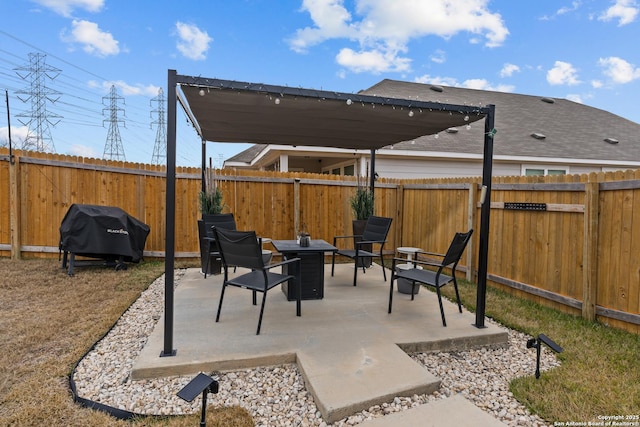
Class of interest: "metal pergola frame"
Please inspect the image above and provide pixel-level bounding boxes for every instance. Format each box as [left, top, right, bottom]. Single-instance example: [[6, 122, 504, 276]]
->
[[162, 69, 495, 356]]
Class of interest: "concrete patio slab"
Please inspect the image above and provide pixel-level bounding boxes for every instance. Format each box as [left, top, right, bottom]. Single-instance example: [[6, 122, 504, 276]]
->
[[132, 263, 508, 423], [358, 394, 508, 427]]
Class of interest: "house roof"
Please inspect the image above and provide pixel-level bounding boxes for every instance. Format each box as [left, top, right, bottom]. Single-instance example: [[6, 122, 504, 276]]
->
[[228, 79, 640, 165], [362, 79, 640, 162], [177, 76, 490, 151]]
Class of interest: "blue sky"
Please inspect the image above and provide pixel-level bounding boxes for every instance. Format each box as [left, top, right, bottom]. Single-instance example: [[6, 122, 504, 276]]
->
[[1, 0, 639, 166]]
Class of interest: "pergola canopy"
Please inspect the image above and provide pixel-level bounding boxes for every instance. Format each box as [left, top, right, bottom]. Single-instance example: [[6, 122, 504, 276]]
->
[[178, 76, 489, 150]]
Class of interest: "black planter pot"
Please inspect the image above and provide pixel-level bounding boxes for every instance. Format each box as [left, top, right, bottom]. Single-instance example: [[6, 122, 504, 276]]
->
[[197, 219, 221, 275], [352, 219, 372, 268]]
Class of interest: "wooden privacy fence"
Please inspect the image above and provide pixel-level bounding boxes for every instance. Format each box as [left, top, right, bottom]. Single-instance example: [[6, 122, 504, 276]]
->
[[1, 148, 639, 333]]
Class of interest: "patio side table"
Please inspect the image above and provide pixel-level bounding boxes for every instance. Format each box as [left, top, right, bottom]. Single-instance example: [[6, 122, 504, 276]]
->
[[396, 247, 423, 294]]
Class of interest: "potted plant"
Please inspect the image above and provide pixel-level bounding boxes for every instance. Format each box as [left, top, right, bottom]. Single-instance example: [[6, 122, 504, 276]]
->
[[199, 187, 224, 215], [350, 184, 374, 267]]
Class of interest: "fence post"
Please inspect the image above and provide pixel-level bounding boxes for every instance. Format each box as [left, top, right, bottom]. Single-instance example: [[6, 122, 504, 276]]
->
[[9, 155, 21, 260], [396, 184, 404, 246], [294, 178, 301, 237], [583, 178, 599, 321]]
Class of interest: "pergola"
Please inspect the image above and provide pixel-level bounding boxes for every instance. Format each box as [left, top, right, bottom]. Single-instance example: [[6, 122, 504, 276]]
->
[[162, 69, 495, 356]]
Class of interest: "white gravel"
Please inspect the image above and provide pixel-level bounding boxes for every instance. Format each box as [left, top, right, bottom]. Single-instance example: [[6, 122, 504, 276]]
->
[[73, 270, 559, 426]]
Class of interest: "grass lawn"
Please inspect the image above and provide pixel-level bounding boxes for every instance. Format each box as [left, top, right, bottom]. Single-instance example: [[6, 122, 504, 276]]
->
[[1, 257, 638, 425], [438, 278, 640, 423], [0, 257, 253, 427]]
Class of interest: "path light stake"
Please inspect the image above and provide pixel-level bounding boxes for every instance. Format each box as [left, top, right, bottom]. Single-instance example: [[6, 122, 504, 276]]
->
[[526, 334, 563, 379], [177, 373, 219, 427]]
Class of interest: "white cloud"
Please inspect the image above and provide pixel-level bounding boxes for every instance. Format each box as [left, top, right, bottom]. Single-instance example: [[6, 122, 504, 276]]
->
[[547, 61, 581, 85], [413, 75, 514, 92], [540, 1, 581, 20], [336, 46, 411, 73], [62, 20, 120, 57], [591, 80, 604, 88], [599, 0, 639, 26], [68, 143, 98, 158], [430, 49, 446, 64], [414, 74, 459, 86], [461, 78, 515, 92], [175, 22, 212, 61], [0, 126, 29, 146], [598, 56, 640, 83], [88, 80, 160, 96], [500, 63, 520, 77], [31, 0, 104, 17], [289, 0, 509, 74], [566, 94, 584, 103]]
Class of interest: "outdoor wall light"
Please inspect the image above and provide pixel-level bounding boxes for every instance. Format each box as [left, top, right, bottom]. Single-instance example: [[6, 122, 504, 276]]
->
[[177, 372, 219, 427], [526, 333, 563, 379], [346, 98, 352, 105], [199, 88, 205, 96], [408, 110, 414, 117], [274, 97, 281, 105]]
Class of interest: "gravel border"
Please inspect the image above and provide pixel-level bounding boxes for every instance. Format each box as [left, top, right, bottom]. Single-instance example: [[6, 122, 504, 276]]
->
[[73, 270, 558, 426]]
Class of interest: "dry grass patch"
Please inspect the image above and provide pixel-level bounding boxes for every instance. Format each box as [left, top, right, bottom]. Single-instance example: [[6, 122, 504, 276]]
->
[[0, 257, 253, 426]]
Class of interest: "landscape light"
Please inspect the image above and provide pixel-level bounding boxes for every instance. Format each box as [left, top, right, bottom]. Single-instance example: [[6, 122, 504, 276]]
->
[[526, 333, 563, 379], [177, 373, 219, 427]]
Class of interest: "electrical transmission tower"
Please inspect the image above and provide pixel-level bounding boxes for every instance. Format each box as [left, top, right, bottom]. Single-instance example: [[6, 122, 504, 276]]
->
[[102, 85, 126, 161], [150, 87, 166, 164], [14, 52, 62, 153]]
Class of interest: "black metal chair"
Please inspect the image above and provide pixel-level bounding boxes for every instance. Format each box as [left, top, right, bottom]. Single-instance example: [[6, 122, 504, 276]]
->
[[331, 216, 393, 287], [213, 227, 301, 335], [202, 213, 237, 278], [388, 229, 473, 327]]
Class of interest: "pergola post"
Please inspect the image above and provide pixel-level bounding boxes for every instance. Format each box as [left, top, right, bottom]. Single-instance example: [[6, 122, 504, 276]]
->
[[161, 69, 177, 357], [474, 104, 495, 328]]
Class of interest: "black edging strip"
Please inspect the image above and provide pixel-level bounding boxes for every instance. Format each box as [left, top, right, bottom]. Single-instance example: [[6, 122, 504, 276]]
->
[[68, 295, 163, 422]]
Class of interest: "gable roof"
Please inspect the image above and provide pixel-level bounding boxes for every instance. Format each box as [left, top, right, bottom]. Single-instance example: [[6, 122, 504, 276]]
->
[[362, 79, 640, 162]]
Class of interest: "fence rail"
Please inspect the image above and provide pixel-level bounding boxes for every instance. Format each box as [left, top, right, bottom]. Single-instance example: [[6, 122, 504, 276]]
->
[[1, 148, 638, 334]]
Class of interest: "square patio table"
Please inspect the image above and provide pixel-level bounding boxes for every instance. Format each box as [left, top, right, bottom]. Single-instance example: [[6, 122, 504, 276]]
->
[[271, 239, 337, 300]]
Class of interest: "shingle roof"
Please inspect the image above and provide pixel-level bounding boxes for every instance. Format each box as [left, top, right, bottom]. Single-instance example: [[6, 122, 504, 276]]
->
[[362, 79, 640, 162], [226, 144, 268, 163]]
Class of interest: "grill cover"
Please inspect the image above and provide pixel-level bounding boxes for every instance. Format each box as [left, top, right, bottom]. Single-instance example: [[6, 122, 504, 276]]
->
[[59, 204, 150, 262]]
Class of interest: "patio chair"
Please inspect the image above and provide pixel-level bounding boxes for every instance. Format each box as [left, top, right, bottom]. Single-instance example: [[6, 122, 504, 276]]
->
[[202, 213, 236, 278], [388, 229, 473, 327], [331, 216, 393, 287], [213, 227, 301, 335]]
